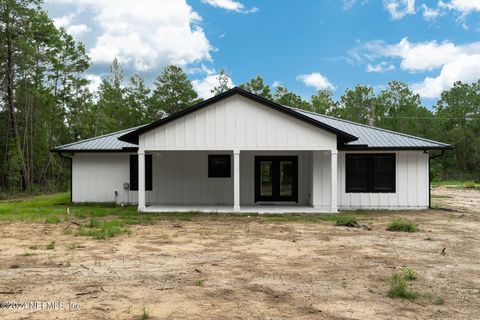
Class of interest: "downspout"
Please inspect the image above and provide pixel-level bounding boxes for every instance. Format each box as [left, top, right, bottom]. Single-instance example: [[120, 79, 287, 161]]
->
[[428, 150, 446, 209], [58, 152, 73, 203]]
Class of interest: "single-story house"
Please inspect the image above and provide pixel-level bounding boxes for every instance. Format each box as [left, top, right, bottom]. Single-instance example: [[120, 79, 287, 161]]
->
[[52, 87, 451, 213]]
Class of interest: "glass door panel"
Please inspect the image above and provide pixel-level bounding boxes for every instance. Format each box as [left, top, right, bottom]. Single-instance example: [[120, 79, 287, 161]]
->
[[260, 161, 273, 197], [280, 161, 293, 196]]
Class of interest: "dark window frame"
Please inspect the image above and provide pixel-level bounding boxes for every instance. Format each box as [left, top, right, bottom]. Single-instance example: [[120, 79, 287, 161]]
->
[[208, 154, 231, 178], [345, 153, 396, 193], [254, 156, 298, 202], [129, 154, 153, 191]]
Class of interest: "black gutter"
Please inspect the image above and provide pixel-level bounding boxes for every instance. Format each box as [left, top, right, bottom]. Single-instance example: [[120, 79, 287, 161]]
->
[[428, 149, 446, 209], [58, 152, 73, 203]]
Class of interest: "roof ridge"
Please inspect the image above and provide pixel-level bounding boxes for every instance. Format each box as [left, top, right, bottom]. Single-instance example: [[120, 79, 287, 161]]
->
[[53, 125, 144, 149], [286, 106, 450, 147]]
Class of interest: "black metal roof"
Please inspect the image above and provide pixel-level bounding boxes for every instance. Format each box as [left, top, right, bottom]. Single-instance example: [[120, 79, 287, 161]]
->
[[52, 88, 452, 152]]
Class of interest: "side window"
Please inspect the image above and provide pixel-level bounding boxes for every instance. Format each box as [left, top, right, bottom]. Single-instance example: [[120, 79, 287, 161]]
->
[[129, 154, 152, 191], [346, 154, 395, 193], [208, 155, 231, 178]]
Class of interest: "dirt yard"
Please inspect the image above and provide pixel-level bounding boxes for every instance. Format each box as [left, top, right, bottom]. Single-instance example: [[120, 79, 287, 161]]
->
[[0, 188, 479, 319]]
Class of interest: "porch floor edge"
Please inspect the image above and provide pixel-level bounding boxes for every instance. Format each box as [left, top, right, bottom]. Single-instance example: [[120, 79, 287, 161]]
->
[[143, 205, 331, 214]]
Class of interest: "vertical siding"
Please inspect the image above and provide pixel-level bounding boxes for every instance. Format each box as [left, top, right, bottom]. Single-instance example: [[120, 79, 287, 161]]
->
[[140, 95, 336, 150], [72, 153, 152, 204], [337, 151, 429, 209]]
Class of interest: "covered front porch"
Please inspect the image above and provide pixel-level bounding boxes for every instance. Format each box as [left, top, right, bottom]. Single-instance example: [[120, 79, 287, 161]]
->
[[137, 150, 338, 213]]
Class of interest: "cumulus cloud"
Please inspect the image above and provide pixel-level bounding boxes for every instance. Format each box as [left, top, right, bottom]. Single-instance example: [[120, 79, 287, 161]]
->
[[202, 0, 258, 13], [366, 61, 395, 73], [53, 12, 90, 37], [50, 0, 213, 72], [422, 4, 442, 20], [352, 37, 480, 98], [383, 0, 415, 19], [296, 72, 335, 91], [85, 74, 102, 93], [438, 0, 480, 15], [192, 73, 234, 99]]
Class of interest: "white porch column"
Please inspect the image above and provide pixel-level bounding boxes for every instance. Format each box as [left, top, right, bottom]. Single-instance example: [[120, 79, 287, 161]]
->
[[138, 151, 146, 212], [330, 150, 338, 213], [311, 151, 322, 209], [233, 150, 240, 212]]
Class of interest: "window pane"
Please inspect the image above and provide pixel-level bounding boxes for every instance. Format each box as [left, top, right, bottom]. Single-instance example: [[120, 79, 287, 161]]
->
[[261, 161, 273, 196], [208, 155, 231, 178], [346, 155, 368, 192], [373, 155, 395, 192], [280, 161, 293, 196]]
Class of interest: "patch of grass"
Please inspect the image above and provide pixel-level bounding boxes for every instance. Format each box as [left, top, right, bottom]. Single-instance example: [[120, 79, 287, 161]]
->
[[66, 243, 78, 250], [401, 267, 417, 281], [432, 297, 445, 305], [335, 215, 358, 226], [387, 273, 418, 300], [76, 219, 128, 240], [424, 236, 434, 241], [46, 241, 55, 250], [141, 306, 150, 320], [28, 245, 38, 250], [387, 219, 418, 232], [464, 180, 476, 189], [430, 194, 452, 199], [22, 251, 35, 256], [44, 216, 62, 224], [194, 279, 205, 287]]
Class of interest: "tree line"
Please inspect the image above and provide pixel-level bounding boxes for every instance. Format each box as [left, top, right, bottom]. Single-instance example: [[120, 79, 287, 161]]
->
[[1, 0, 478, 194]]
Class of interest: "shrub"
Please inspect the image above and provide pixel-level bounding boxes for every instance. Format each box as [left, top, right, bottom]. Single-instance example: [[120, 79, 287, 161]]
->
[[387, 219, 418, 232], [401, 267, 417, 281], [335, 216, 358, 227], [464, 180, 476, 189], [141, 306, 150, 320], [387, 273, 418, 300]]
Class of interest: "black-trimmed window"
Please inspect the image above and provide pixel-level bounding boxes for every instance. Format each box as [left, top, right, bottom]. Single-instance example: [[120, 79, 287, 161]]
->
[[208, 154, 231, 178], [129, 154, 152, 191], [346, 154, 395, 193]]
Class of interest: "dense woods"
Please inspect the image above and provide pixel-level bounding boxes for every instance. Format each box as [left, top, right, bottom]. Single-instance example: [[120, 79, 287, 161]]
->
[[1, 0, 479, 195]]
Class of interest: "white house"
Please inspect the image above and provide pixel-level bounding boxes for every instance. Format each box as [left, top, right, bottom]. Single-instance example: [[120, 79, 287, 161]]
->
[[52, 87, 451, 213]]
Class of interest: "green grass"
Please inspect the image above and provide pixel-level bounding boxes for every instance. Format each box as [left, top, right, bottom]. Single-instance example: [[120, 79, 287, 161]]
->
[[194, 279, 205, 287], [335, 215, 358, 226], [141, 306, 150, 320], [430, 194, 452, 199], [387, 219, 418, 232], [46, 241, 55, 250], [432, 297, 445, 305], [431, 180, 479, 189], [76, 219, 129, 240], [401, 267, 417, 281], [44, 216, 62, 224], [387, 273, 418, 300]]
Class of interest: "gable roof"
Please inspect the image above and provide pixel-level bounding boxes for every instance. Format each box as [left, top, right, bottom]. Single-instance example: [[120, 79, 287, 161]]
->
[[51, 126, 141, 153], [52, 88, 452, 152], [287, 107, 452, 150], [118, 87, 358, 145]]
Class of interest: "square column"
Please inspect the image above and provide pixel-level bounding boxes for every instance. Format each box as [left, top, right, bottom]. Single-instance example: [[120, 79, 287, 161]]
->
[[311, 151, 322, 208], [233, 150, 240, 212], [330, 150, 338, 213], [138, 151, 146, 212]]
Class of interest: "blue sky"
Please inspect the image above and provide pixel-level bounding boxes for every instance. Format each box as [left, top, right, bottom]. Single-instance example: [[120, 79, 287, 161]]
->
[[44, 0, 480, 106]]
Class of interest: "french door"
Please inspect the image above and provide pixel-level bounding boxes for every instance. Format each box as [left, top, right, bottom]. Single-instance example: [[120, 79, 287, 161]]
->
[[254, 156, 298, 202]]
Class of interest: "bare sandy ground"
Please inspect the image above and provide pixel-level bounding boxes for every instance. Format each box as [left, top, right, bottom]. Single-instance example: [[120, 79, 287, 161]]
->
[[0, 188, 479, 319]]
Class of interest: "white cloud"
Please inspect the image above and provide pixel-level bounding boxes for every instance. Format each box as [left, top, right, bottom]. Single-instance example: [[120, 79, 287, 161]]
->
[[354, 38, 480, 98], [422, 4, 441, 20], [438, 0, 480, 15], [342, 0, 369, 10], [53, 11, 90, 37], [383, 0, 415, 19], [85, 74, 102, 93], [272, 80, 282, 88], [66, 24, 90, 37], [50, 0, 213, 72], [192, 74, 234, 99], [366, 61, 395, 73], [201, 0, 258, 13], [296, 72, 335, 91]]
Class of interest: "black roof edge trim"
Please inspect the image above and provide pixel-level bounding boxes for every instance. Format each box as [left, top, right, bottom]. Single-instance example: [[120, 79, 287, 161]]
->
[[339, 145, 453, 151], [118, 87, 358, 145]]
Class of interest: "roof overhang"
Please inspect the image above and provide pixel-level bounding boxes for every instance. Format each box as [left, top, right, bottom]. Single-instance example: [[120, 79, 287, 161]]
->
[[118, 87, 358, 145]]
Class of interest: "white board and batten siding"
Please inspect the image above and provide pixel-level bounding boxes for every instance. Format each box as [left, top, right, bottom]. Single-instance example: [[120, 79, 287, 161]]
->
[[337, 151, 429, 210], [139, 95, 337, 151], [71, 153, 153, 204]]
